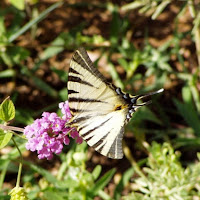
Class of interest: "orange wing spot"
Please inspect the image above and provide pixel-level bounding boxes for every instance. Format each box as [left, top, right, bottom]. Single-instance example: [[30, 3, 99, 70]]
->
[[114, 104, 128, 111]]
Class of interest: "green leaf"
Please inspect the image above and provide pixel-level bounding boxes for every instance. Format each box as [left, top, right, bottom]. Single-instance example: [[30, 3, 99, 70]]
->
[[15, 109, 34, 125], [0, 69, 16, 78], [0, 16, 6, 37], [114, 168, 134, 200], [40, 34, 65, 60], [89, 168, 116, 196], [24, 161, 69, 189], [59, 88, 69, 101], [43, 191, 65, 200], [10, 0, 25, 10], [174, 98, 200, 136], [0, 98, 15, 122], [7, 46, 30, 64], [0, 129, 13, 149], [92, 165, 102, 180], [174, 86, 200, 137]]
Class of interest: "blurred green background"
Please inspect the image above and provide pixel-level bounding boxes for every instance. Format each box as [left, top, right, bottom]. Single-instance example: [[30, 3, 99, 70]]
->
[[0, 0, 200, 199]]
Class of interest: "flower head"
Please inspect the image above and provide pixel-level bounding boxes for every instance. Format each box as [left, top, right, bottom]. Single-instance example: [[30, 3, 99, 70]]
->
[[9, 187, 29, 200], [24, 101, 82, 160]]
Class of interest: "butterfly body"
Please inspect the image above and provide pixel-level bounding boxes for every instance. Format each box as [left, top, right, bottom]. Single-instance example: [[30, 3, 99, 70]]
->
[[67, 47, 163, 159]]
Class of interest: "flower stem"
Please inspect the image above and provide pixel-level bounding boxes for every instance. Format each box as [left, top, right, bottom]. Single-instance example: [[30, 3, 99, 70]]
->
[[0, 124, 24, 133], [123, 141, 146, 179], [12, 138, 23, 188], [195, 25, 200, 69]]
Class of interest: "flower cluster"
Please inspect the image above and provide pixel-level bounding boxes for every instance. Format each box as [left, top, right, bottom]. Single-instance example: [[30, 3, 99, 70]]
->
[[24, 101, 83, 160], [9, 187, 29, 200]]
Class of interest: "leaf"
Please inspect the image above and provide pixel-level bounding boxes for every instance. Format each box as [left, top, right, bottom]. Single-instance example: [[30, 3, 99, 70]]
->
[[43, 191, 65, 200], [0, 16, 6, 37], [0, 98, 15, 122], [0, 129, 13, 149], [174, 138, 200, 148], [15, 109, 34, 125], [10, 0, 25, 10], [59, 88, 69, 101], [24, 161, 69, 189], [7, 46, 30, 64], [114, 168, 134, 200], [92, 165, 102, 180], [88, 168, 116, 196], [40, 34, 65, 60], [174, 95, 200, 136], [0, 69, 16, 78]]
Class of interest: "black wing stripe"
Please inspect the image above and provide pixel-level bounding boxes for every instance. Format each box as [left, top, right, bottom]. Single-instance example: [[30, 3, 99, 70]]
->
[[70, 108, 90, 113], [92, 134, 107, 149], [68, 76, 94, 87], [97, 145, 104, 155], [69, 67, 81, 75], [85, 136, 93, 142], [68, 90, 79, 94], [68, 116, 90, 126], [107, 137, 117, 158], [72, 56, 91, 72], [68, 97, 103, 103], [81, 117, 112, 138], [72, 48, 106, 81]]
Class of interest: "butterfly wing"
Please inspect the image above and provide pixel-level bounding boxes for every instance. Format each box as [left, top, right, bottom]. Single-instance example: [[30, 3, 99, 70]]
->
[[67, 48, 128, 159]]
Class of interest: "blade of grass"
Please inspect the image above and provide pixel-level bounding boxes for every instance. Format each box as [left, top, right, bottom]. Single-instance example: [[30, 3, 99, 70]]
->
[[88, 168, 116, 196], [114, 168, 134, 200], [8, 2, 63, 42], [173, 98, 200, 137], [152, 0, 171, 20]]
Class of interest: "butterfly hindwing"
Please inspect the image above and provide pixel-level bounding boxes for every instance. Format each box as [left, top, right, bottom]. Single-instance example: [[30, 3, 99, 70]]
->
[[67, 48, 128, 159], [76, 107, 127, 159]]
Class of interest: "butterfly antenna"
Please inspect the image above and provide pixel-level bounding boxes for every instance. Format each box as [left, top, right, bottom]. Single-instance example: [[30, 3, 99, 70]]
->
[[133, 88, 164, 108]]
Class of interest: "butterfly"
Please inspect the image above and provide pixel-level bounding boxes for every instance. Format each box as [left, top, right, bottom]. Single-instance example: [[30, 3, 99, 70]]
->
[[67, 47, 163, 159]]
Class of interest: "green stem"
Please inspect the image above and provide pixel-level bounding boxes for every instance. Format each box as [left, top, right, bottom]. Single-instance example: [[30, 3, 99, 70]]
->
[[194, 26, 200, 69], [123, 141, 146, 179], [12, 138, 23, 188]]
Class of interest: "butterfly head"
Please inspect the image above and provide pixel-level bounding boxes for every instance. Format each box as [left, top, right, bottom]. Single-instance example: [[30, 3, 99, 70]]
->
[[122, 88, 164, 122]]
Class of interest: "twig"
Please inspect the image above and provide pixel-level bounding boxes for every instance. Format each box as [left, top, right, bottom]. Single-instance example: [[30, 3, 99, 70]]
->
[[0, 124, 24, 133]]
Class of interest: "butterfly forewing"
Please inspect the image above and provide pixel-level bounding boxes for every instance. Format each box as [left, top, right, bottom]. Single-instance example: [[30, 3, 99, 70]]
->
[[67, 48, 128, 159]]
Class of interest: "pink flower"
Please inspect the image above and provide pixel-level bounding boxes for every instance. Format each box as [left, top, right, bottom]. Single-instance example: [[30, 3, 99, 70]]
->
[[24, 101, 82, 160]]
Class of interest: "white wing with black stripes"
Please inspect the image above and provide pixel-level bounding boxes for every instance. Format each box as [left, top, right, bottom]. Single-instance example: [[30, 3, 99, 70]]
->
[[67, 47, 164, 159]]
